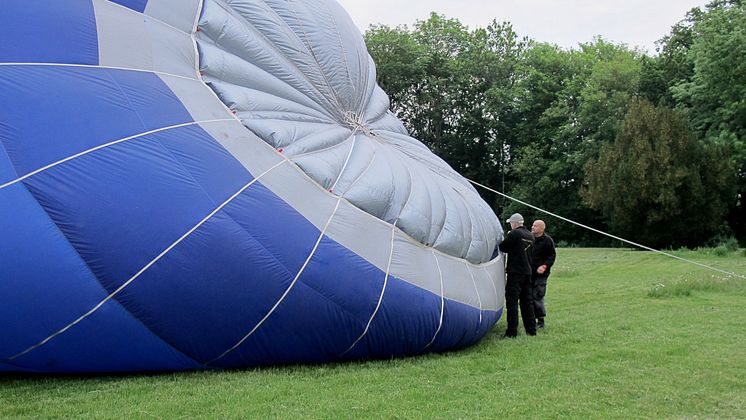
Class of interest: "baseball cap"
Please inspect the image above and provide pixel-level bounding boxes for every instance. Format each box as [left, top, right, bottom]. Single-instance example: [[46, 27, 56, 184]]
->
[[505, 213, 524, 224]]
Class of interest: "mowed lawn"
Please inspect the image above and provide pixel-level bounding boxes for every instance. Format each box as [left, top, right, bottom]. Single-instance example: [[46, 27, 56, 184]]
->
[[2, 248, 745, 418]]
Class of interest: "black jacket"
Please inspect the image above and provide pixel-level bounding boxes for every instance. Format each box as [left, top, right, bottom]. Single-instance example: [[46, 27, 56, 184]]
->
[[531, 233, 556, 276], [498, 226, 534, 275]]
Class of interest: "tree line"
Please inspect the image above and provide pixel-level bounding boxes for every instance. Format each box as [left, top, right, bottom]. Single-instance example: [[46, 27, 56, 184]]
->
[[364, 0, 745, 248]]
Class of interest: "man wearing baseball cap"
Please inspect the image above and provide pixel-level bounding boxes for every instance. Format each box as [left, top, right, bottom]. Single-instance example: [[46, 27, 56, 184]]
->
[[498, 213, 537, 337]]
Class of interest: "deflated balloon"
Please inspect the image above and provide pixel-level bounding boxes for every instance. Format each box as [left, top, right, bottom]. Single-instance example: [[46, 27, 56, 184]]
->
[[0, 0, 505, 373]]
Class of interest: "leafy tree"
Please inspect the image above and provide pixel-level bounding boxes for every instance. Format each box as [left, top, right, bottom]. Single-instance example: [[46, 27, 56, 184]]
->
[[506, 39, 641, 245], [584, 99, 734, 248], [638, 7, 701, 106], [671, 0, 746, 238]]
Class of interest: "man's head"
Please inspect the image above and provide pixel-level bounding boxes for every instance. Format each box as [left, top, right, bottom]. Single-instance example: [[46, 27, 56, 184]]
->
[[531, 220, 546, 237], [506, 213, 524, 230]]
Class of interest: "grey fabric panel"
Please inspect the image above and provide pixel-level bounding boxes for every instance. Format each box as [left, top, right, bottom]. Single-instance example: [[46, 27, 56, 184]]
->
[[436, 253, 480, 309], [259, 162, 342, 231], [159, 75, 233, 122], [196, 0, 504, 263], [197, 0, 345, 120], [145, 0, 201, 33], [94, 0, 196, 78], [197, 121, 286, 178], [256, 0, 375, 116], [487, 261, 506, 311], [326, 201, 393, 271], [245, 120, 348, 151], [363, 85, 394, 125], [389, 236, 443, 300], [198, 41, 335, 121], [474, 262, 504, 311]]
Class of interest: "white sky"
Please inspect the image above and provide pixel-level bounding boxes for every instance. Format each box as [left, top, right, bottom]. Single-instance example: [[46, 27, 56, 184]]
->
[[336, 0, 710, 53]]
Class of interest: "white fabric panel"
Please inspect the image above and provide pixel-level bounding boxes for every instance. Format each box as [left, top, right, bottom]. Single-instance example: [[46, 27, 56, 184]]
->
[[144, 0, 201, 33], [94, 0, 196, 78]]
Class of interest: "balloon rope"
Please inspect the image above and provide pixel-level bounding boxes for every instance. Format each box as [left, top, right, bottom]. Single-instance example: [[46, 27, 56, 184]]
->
[[468, 178, 746, 280]]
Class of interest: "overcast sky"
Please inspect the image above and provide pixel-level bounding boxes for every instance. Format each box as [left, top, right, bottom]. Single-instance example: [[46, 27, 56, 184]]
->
[[336, 0, 710, 53]]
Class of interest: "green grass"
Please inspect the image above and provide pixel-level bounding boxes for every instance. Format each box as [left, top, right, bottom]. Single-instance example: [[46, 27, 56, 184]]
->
[[2, 249, 746, 418]]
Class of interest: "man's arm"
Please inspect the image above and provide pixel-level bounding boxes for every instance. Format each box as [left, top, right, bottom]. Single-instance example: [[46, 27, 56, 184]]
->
[[545, 237, 556, 268], [498, 231, 515, 253]]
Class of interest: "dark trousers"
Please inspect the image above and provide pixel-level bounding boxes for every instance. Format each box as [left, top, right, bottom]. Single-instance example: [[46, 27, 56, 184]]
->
[[505, 273, 536, 336], [532, 275, 549, 318]]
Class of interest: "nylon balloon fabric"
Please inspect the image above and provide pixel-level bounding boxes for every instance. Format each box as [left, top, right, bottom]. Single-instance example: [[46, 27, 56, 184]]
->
[[0, 0, 505, 373]]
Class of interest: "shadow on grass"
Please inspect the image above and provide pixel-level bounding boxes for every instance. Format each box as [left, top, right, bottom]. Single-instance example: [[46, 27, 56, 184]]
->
[[648, 274, 746, 298]]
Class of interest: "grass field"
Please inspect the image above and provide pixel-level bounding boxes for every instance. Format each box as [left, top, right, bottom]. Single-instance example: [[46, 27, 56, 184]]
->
[[2, 248, 745, 418]]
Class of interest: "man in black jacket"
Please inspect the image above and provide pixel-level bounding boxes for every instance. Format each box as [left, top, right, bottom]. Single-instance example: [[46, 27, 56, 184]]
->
[[498, 213, 536, 337], [531, 220, 556, 329]]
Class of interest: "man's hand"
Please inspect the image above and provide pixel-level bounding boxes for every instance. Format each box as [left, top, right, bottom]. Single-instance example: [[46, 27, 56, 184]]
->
[[537, 265, 547, 275]]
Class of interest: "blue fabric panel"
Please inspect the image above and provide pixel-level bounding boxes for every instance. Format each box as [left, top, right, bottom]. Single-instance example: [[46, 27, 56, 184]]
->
[[110, 0, 148, 13], [21, 132, 218, 294], [482, 309, 502, 339], [213, 236, 385, 366], [0, 361, 41, 373], [0, 182, 105, 359], [350, 280, 501, 360], [0, 141, 18, 184], [0, 183, 198, 372], [351, 276, 445, 358], [215, 272, 436, 367], [300, 237, 386, 327], [133, 178, 331, 363], [213, 281, 366, 368], [222, 181, 322, 277], [428, 300, 482, 353], [294, 236, 389, 362], [95, 128, 325, 362], [0, 0, 98, 65], [0, 66, 193, 179], [156, 124, 252, 203], [11, 299, 201, 373], [120, 211, 299, 363]]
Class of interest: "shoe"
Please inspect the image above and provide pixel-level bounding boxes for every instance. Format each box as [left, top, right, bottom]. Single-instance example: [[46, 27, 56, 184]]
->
[[503, 331, 517, 339], [537, 318, 545, 329]]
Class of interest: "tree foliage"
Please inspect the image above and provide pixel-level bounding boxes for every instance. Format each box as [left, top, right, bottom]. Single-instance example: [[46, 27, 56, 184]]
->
[[584, 100, 733, 248]]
